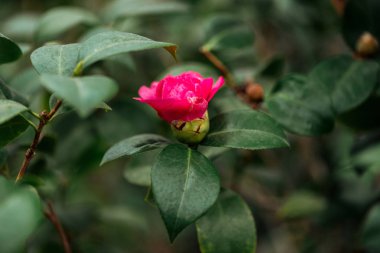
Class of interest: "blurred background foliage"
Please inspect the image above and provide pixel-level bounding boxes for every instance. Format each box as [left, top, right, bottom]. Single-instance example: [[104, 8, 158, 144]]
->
[[1, 0, 380, 252]]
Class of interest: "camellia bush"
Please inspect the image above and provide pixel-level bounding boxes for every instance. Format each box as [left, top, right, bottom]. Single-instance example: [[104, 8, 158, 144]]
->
[[1, 0, 380, 252]]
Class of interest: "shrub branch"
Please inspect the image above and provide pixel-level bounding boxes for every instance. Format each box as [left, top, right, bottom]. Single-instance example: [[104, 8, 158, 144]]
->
[[15, 100, 62, 182]]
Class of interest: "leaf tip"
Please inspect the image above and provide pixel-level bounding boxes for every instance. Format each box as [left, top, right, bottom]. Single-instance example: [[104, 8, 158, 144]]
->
[[164, 45, 178, 62]]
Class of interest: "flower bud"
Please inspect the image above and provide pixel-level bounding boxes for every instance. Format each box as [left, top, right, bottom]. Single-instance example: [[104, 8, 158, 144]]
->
[[170, 112, 209, 145], [356, 32, 379, 57], [245, 83, 264, 103]]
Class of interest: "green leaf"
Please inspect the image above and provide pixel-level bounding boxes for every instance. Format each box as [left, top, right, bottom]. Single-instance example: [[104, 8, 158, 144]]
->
[[353, 143, 380, 170], [0, 33, 22, 64], [101, 134, 171, 165], [2, 14, 39, 42], [361, 204, 380, 251], [31, 44, 80, 76], [201, 109, 289, 150], [123, 150, 161, 187], [103, 0, 188, 21], [266, 93, 334, 136], [9, 68, 41, 99], [152, 144, 220, 242], [35, 7, 99, 42], [0, 79, 28, 106], [308, 55, 379, 114], [80, 31, 177, 69], [267, 56, 379, 136], [0, 116, 30, 148], [39, 74, 118, 117], [278, 191, 327, 219], [266, 74, 334, 135], [0, 99, 28, 125], [266, 73, 334, 136], [202, 27, 254, 51], [0, 177, 43, 253], [196, 190, 256, 253], [124, 165, 151, 187]]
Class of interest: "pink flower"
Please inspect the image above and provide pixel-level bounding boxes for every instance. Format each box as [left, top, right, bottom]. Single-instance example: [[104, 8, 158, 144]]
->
[[135, 71, 224, 122]]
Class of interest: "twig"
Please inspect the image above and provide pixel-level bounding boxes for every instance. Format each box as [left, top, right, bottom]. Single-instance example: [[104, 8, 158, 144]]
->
[[15, 100, 63, 182], [44, 201, 72, 253], [200, 48, 237, 87]]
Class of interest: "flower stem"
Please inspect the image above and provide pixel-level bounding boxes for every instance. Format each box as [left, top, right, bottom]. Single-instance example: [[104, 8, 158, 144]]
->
[[15, 100, 62, 182], [200, 47, 236, 87], [44, 201, 72, 253]]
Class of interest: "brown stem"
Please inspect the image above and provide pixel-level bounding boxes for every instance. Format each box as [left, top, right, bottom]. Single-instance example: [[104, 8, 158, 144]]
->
[[44, 201, 72, 253], [200, 48, 236, 87], [15, 100, 63, 182]]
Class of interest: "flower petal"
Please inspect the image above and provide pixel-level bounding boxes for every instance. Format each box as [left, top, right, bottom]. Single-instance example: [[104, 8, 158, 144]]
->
[[195, 77, 213, 99], [139, 97, 207, 122], [207, 76, 224, 101], [137, 82, 159, 100]]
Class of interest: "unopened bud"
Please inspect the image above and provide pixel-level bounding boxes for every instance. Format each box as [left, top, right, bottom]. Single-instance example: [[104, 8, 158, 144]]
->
[[356, 32, 379, 57], [170, 112, 209, 145], [245, 83, 264, 103]]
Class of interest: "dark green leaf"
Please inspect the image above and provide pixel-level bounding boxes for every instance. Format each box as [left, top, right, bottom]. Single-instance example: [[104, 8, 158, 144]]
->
[[266, 74, 334, 135], [0, 79, 28, 106], [308, 55, 379, 114], [0, 99, 28, 124], [101, 134, 171, 165], [35, 7, 99, 42], [152, 144, 220, 241], [196, 190, 256, 253], [0, 177, 42, 253], [266, 94, 334, 136], [40, 74, 118, 117], [267, 56, 379, 136], [361, 204, 380, 251], [201, 109, 289, 150], [0, 33, 22, 64], [0, 116, 30, 148], [31, 44, 80, 76], [80, 31, 177, 69], [265, 71, 334, 135]]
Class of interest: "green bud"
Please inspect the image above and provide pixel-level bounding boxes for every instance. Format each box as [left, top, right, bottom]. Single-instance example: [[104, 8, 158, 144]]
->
[[170, 112, 209, 145]]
